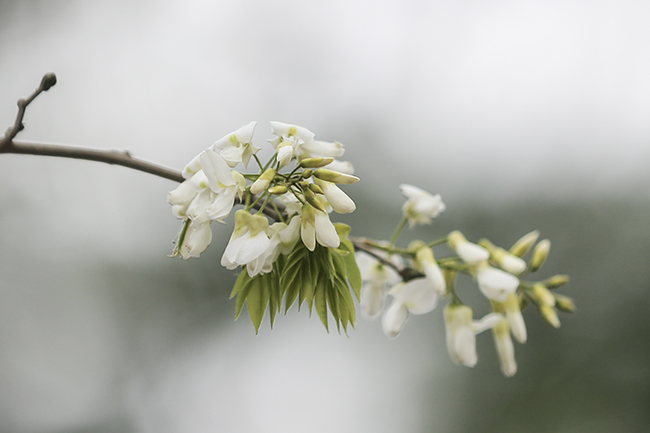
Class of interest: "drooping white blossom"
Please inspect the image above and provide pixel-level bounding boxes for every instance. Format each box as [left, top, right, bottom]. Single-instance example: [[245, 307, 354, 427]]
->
[[493, 317, 517, 377], [504, 292, 527, 343], [299, 203, 340, 251], [382, 278, 439, 338], [414, 246, 446, 294], [444, 304, 502, 367], [176, 220, 213, 260], [399, 184, 446, 227]]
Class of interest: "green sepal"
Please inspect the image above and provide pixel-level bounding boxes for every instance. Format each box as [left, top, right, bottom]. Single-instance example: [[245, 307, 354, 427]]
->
[[333, 223, 351, 241]]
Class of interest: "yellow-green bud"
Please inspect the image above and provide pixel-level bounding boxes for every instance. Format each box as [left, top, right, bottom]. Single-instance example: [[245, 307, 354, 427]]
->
[[313, 168, 359, 184], [554, 294, 576, 313], [529, 239, 550, 272], [480, 238, 526, 275], [532, 283, 555, 307], [299, 157, 334, 168], [544, 274, 570, 289], [447, 230, 467, 250], [309, 183, 324, 195], [509, 230, 540, 258], [268, 185, 288, 195], [303, 187, 326, 212], [540, 304, 561, 328], [301, 169, 313, 179], [250, 168, 276, 194]]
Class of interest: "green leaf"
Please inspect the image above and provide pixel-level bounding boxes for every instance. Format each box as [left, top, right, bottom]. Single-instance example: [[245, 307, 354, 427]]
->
[[231, 269, 253, 299], [299, 256, 314, 312], [340, 239, 362, 300], [268, 268, 282, 329], [246, 274, 271, 334], [314, 275, 329, 332]]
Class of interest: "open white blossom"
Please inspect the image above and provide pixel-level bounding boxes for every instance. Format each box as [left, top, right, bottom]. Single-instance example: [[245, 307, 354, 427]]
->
[[221, 210, 271, 272], [399, 184, 446, 227], [313, 178, 356, 214], [211, 121, 259, 168], [269, 121, 316, 168], [414, 246, 446, 294], [382, 278, 438, 338]]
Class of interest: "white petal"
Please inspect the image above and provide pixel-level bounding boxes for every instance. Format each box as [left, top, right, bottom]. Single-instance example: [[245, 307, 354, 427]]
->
[[423, 261, 446, 294], [224, 231, 251, 263], [300, 219, 316, 251], [180, 222, 212, 259], [392, 278, 438, 315], [315, 179, 356, 214], [382, 299, 409, 338], [500, 254, 527, 275], [360, 283, 385, 319], [206, 186, 238, 223], [233, 232, 271, 265], [494, 319, 517, 377], [477, 267, 520, 302], [456, 242, 490, 264], [452, 327, 478, 367], [324, 159, 354, 174], [472, 312, 503, 334], [220, 146, 245, 168], [300, 140, 345, 158], [314, 211, 340, 248], [200, 149, 235, 191]]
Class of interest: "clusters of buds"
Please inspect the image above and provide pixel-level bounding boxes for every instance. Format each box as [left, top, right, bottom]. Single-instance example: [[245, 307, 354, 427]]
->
[[168, 123, 573, 376], [357, 187, 573, 376]]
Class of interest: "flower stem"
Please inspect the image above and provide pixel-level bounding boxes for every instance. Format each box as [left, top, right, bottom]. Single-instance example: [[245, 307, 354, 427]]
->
[[388, 217, 409, 247]]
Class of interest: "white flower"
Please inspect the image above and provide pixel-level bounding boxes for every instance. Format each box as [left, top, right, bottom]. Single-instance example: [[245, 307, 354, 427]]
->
[[269, 121, 316, 168], [414, 246, 446, 294], [447, 231, 490, 264], [323, 159, 354, 175], [313, 178, 356, 214], [299, 140, 345, 159], [444, 304, 502, 367], [275, 193, 302, 217], [504, 292, 527, 343], [221, 210, 271, 270], [212, 121, 259, 168], [245, 222, 285, 277], [356, 251, 401, 319], [382, 278, 438, 338], [250, 168, 276, 195], [489, 246, 527, 275], [399, 184, 445, 227], [199, 150, 246, 223], [278, 215, 302, 254], [299, 203, 340, 251], [493, 317, 517, 377], [168, 171, 209, 219], [476, 264, 520, 302], [177, 220, 212, 260]]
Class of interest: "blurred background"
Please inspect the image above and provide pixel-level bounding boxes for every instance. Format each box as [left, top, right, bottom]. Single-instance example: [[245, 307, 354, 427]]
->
[[0, 0, 649, 432]]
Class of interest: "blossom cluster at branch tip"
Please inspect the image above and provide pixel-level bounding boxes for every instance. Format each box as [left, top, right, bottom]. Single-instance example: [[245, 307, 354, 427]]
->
[[168, 121, 357, 273]]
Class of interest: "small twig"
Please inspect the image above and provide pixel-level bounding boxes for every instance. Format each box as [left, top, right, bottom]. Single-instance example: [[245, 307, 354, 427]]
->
[[350, 237, 424, 282]]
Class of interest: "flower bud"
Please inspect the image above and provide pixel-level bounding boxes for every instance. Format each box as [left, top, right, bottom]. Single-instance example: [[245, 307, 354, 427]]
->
[[479, 239, 526, 275], [299, 157, 334, 168], [302, 187, 326, 212], [529, 239, 550, 272], [41, 72, 57, 91], [309, 183, 324, 195], [313, 168, 359, 184], [504, 292, 527, 343], [250, 168, 276, 194], [544, 274, 570, 289], [268, 185, 288, 195], [532, 283, 555, 307], [554, 294, 576, 313], [540, 304, 561, 328], [301, 169, 313, 178], [448, 231, 490, 264], [509, 230, 540, 258], [493, 317, 517, 377]]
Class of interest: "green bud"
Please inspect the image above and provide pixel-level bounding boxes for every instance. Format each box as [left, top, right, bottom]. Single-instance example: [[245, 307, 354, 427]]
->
[[509, 230, 540, 257], [303, 187, 326, 212], [268, 185, 288, 194], [540, 304, 561, 328], [301, 169, 313, 179], [299, 157, 334, 168], [554, 294, 576, 313], [313, 168, 359, 184], [529, 239, 550, 272], [544, 274, 570, 289], [309, 183, 324, 195], [41, 72, 57, 91]]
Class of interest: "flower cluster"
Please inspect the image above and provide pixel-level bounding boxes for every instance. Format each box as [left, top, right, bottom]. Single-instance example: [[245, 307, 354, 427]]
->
[[356, 185, 573, 377], [168, 122, 362, 333], [168, 123, 573, 375]]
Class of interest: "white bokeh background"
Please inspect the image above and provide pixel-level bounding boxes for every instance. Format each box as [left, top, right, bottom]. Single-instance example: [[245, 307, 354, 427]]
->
[[1, 1, 649, 432]]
